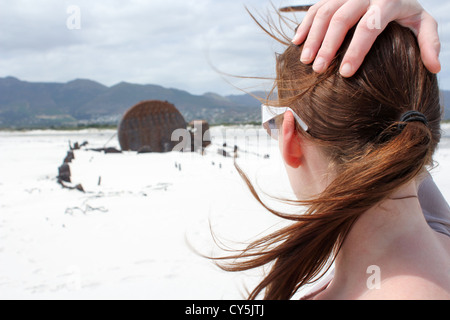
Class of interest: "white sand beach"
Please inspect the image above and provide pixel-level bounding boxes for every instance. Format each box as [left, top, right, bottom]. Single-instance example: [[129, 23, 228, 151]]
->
[[0, 124, 449, 299]]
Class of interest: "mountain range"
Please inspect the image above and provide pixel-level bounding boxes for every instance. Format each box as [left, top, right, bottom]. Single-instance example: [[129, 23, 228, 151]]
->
[[0, 76, 266, 128], [0, 76, 449, 128]]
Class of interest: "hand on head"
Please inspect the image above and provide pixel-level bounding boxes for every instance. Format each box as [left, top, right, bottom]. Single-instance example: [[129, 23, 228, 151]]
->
[[291, 0, 441, 77]]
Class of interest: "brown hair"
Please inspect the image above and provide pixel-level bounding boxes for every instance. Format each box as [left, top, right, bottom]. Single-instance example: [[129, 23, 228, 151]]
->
[[211, 13, 442, 300]]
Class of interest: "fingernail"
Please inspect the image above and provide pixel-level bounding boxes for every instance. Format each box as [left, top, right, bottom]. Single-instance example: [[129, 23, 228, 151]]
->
[[340, 62, 352, 77], [436, 56, 441, 73], [300, 48, 311, 63], [292, 33, 301, 44], [313, 57, 326, 73]]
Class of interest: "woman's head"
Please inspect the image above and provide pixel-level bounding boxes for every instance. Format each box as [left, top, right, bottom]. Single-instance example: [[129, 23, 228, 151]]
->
[[215, 17, 442, 300], [271, 22, 442, 201], [276, 21, 440, 181]]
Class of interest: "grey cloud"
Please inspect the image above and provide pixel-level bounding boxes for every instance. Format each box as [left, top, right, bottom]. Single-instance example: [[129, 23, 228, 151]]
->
[[0, 0, 449, 95]]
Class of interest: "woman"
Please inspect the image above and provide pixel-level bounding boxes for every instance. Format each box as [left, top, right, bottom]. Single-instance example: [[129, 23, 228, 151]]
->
[[214, 2, 450, 300], [293, 0, 450, 243]]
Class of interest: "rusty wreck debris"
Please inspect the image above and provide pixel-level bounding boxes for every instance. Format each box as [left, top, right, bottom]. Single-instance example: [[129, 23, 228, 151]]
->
[[118, 100, 187, 153]]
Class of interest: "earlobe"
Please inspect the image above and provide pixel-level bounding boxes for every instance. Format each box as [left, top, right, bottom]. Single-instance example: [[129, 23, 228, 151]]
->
[[282, 111, 303, 168]]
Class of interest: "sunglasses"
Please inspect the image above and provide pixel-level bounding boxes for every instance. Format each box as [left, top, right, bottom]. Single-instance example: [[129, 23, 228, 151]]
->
[[261, 104, 309, 140]]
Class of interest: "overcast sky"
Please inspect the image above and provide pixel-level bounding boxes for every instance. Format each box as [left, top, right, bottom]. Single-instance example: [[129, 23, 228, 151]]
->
[[1, 0, 449, 95]]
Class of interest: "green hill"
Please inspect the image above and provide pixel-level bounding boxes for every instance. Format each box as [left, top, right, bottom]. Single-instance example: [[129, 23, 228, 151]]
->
[[0, 77, 265, 128], [0, 76, 448, 129]]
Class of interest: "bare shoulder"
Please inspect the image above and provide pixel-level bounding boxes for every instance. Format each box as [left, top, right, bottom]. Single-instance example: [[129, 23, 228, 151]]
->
[[360, 275, 450, 300]]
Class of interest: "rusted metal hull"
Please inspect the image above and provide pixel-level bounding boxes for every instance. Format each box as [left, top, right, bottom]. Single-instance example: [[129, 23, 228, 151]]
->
[[118, 100, 187, 153]]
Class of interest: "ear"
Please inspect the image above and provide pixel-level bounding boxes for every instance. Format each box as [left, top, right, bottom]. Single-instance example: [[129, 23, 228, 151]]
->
[[281, 111, 303, 168]]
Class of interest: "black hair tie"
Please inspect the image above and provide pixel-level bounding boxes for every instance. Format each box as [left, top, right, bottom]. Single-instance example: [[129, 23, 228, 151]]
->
[[398, 110, 428, 130]]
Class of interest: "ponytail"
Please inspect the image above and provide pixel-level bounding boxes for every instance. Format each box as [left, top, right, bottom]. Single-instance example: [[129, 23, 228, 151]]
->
[[212, 120, 433, 300]]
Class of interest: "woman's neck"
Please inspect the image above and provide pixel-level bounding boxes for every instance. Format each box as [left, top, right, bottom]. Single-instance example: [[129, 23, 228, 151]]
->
[[319, 179, 439, 299]]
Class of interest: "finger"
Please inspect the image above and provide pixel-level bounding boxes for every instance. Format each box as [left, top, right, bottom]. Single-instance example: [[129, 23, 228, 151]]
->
[[313, 0, 371, 73], [300, 0, 348, 64], [339, 5, 394, 77], [292, 1, 324, 45], [416, 11, 441, 73]]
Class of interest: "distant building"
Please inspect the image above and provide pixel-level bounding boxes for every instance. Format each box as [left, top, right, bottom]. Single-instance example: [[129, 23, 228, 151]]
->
[[118, 100, 186, 153]]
